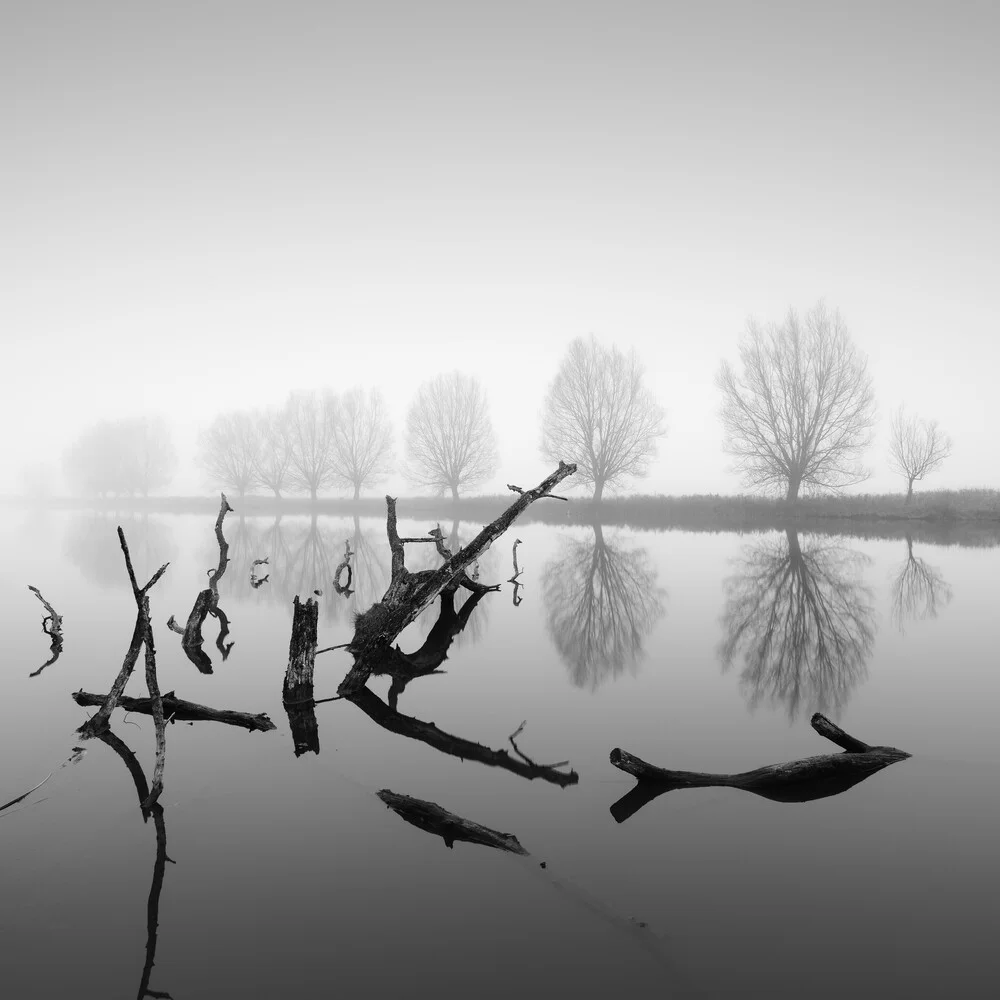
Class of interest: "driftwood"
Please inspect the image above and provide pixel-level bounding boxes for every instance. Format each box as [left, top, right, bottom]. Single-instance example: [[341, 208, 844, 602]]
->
[[77, 529, 168, 744], [508, 538, 524, 606], [250, 557, 270, 589], [283, 596, 320, 756], [345, 686, 578, 787], [378, 789, 529, 854], [73, 690, 276, 733], [27, 585, 64, 676], [332, 541, 353, 596], [507, 483, 568, 502], [169, 494, 233, 672], [96, 730, 173, 1000], [339, 462, 576, 693], [609, 712, 910, 823]]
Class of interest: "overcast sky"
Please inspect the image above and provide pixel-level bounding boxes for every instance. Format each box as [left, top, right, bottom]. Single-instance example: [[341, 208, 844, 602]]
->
[[4, 0, 997, 498]]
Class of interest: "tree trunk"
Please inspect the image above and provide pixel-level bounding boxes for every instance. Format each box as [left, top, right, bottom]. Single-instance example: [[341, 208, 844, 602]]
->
[[786, 473, 801, 501], [451, 484, 460, 501], [283, 596, 320, 756], [353, 483, 361, 500], [906, 478, 914, 503], [593, 480, 605, 503], [310, 487, 318, 503]]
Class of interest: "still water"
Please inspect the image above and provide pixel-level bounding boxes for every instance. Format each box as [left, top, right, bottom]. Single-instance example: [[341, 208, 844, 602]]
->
[[2, 506, 999, 998]]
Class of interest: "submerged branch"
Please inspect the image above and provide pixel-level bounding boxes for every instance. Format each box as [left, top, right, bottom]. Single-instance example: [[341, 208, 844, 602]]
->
[[27, 585, 64, 676], [609, 712, 909, 822], [73, 690, 276, 732], [378, 789, 529, 854]]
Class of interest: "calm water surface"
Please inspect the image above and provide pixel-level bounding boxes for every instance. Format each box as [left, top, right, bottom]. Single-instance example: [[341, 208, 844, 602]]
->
[[2, 507, 999, 998]]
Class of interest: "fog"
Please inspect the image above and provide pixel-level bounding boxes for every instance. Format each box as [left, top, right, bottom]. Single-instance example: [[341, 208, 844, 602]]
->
[[4, 1, 998, 499]]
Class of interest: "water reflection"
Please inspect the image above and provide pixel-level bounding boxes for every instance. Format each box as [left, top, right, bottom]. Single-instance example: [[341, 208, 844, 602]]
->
[[542, 524, 665, 691], [890, 534, 953, 633], [64, 513, 176, 591], [719, 529, 875, 720]]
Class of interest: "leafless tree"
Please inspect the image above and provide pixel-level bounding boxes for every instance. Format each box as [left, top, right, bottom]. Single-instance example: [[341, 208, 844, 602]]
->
[[719, 529, 875, 720], [64, 417, 177, 497], [405, 372, 498, 498], [286, 389, 339, 501], [888, 405, 952, 501], [197, 410, 261, 497], [331, 386, 394, 499], [717, 302, 876, 500], [254, 406, 294, 498], [541, 335, 665, 501]]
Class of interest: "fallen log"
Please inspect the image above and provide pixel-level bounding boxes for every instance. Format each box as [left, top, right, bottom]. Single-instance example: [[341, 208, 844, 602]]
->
[[345, 686, 578, 787], [27, 584, 64, 677], [339, 461, 576, 693], [378, 789, 529, 854], [283, 596, 320, 756], [609, 712, 910, 822], [73, 689, 276, 733]]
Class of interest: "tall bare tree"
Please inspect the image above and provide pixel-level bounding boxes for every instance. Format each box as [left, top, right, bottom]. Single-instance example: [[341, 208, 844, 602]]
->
[[285, 390, 339, 502], [888, 405, 951, 501], [717, 302, 876, 500], [541, 335, 666, 501], [405, 372, 498, 498], [197, 411, 260, 497], [254, 406, 294, 498], [64, 417, 177, 497], [122, 416, 178, 497], [331, 386, 394, 499]]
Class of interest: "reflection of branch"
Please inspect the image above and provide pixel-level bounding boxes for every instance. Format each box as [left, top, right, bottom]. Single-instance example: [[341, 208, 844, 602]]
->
[[73, 690, 276, 732], [345, 686, 579, 787], [542, 525, 665, 691], [27, 584, 64, 676], [890, 535, 952, 634], [508, 721, 569, 770], [609, 712, 910, 822], [508, 538, 524, 607], [719, 530, 874, 720], [378, 789, 529, 854]]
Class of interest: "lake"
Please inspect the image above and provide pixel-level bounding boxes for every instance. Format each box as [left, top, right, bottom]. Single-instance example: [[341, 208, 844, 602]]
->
[[2, 503, 999, 998]]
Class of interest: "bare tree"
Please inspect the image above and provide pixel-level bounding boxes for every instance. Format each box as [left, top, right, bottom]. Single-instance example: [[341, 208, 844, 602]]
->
[[285, 390, 339, 502], [405, 372, 498, 498], [197, 411, 260, 497], [123, 416, 178, 497], [331, 386, 394, 499], [64, 417, 177, 497], [717, 302, 876, 500], [541, 335, 666, 501], [255, 406, 294, 498], [888, 405, 952, 501]]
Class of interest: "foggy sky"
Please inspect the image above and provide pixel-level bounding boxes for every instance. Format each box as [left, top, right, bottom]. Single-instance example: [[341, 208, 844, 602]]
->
[[4, 1, 998, 498]]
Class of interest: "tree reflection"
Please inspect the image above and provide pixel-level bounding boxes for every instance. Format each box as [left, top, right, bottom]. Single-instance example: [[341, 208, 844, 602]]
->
[[64, 514, 176, 591], [719, 529, 875, 720], [542, 524, 665, 691], [890, 534, 952, 633]]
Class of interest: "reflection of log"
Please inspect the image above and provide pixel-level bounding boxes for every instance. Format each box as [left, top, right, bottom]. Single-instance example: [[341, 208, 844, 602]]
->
[[346, 686, 578, 787], [27, 585, 64, 677], [73, 690, 276, 732], [340, 462, 576, 692], [283, 596, 320, 756], [78, 529, 169, 740], [609, 713, 909, 822], [96, 731, 173, 1000], [378, 789, 529, 854]]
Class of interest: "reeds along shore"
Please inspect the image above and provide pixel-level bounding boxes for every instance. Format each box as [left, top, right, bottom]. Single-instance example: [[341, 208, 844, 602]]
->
[[8, 488, 1000, 547]]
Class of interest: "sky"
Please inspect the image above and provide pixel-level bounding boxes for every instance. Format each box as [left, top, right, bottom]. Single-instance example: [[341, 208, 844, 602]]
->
[[3, 0, 998, 498]]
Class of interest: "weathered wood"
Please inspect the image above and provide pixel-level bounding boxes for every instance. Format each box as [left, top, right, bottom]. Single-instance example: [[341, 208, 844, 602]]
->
[[142, 611, 166, 813], [378, 789, 529, 854], [250, 556, 270, 589], [73, 690, 276, 732], [283, 596, 320, 756], [345, 686, 578, 787], [609, 713, 909, 822], [27, 584, 64, 676], [340, 461, 576, 692], [77, 529, 168, 739], [332, 540, 354, 596]]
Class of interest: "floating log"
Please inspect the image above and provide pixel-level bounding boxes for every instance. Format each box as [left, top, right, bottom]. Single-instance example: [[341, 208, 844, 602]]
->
[[283, 596, 320, 756], [27, 584, 64, 677], [345, 686, 578, 787], [73, 690, 276, 732], [378, 789, 529, 854], [339, 462, 576, 693], [609, 712, 910, 822]]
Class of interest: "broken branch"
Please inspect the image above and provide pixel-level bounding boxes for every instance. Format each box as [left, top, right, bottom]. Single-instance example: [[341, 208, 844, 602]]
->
[[27, 584, 64, 677], [73, 690, 276, 732]]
